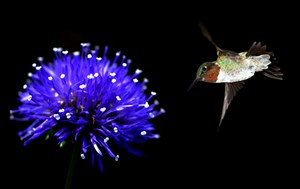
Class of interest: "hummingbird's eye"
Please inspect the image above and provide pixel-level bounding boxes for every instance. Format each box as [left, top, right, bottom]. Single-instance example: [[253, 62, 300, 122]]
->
[[202, 66, 207, 73]]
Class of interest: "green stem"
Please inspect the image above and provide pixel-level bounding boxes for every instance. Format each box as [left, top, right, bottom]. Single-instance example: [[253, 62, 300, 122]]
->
[[64, 140, 81, 189]]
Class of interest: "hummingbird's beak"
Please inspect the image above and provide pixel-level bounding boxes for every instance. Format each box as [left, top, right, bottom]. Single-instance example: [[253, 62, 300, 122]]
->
[[187, 78, 200, 92]]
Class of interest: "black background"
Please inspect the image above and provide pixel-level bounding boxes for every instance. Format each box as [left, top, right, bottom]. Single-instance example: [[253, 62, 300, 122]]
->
[[1, 3, 298, 188]]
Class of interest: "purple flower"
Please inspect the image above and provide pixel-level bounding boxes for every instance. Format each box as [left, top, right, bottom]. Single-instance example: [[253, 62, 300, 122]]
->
[[10, 43, 165, 170]]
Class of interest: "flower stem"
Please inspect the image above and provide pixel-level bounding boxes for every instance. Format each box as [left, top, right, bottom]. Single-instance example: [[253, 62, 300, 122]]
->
[[65, 140, 81, 189]]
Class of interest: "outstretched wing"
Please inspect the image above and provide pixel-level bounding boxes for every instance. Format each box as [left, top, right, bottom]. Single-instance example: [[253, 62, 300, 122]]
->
[[218, 81, 245, 131], [198, 22, 222, 51], [199, 22, 238, 57]]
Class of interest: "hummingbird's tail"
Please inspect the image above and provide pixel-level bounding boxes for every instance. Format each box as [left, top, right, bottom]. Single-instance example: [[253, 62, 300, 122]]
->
[[261, 58, 283, 80], [247, 42, 283, 80]]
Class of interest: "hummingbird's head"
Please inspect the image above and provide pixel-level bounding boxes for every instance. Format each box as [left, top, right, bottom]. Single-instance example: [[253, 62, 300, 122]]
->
[[188, 61, 219, 91]]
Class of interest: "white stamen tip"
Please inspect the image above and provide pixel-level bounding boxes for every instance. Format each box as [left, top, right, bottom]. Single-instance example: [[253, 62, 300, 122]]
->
[[135, 69, 142, 74], [133, 78, 139, 83], [54, 47, 62, 52], [62, 50, 68, 55], [122, 63, 127, 67], [144, 102, 150, 108], [79, 84, 86, 89], [151, 91, 157, 95], [26, 95, 32, 101], [141, 131, 147, 135], [53, 114, 60, 120], [59, 109, 65, 113], [111, 78, 117, 83], [87, 73, 94, 79], [100, 107, 106, 112], [73, 51, 80, 56], [81, 43, 90, 47], [104, 137, 109, 143], [66, 113, 71, 119], [23, 84, 27, 89], [60, 74, 65, 79], [114, 127, 118, 133], [116, 96, 121, 101], [48, 76, 53, 81], [80, 154, 85, 159], [143, 78, 149, 83], [149, 112, 155, 118], [32, 63, 37, 67], [115, 155, 119, 161], [87, 54, 92, 58], [109, 72, 116, 77]]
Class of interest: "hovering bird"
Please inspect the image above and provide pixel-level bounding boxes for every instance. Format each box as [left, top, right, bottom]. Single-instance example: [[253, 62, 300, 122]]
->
[[189, 22, 283, 131]]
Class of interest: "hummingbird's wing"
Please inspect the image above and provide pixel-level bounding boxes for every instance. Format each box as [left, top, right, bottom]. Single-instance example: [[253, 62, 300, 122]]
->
[[198, 22, 238, 57], [218, 81, 245, 130], [198, 22, 222, 51]]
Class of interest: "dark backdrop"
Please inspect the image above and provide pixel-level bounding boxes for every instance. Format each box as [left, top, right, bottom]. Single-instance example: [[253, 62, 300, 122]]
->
[[1, 3, 298, 189]]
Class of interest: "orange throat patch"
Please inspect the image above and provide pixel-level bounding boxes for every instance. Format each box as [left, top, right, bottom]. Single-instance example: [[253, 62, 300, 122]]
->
[[203, 64, 220, 83]]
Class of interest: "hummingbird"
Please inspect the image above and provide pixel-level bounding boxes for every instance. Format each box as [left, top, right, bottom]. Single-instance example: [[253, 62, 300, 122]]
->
[[189, 22, 283, 131]]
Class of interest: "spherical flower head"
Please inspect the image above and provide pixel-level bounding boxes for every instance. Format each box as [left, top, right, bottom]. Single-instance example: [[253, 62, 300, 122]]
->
[[10, 43, 165, 170]]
